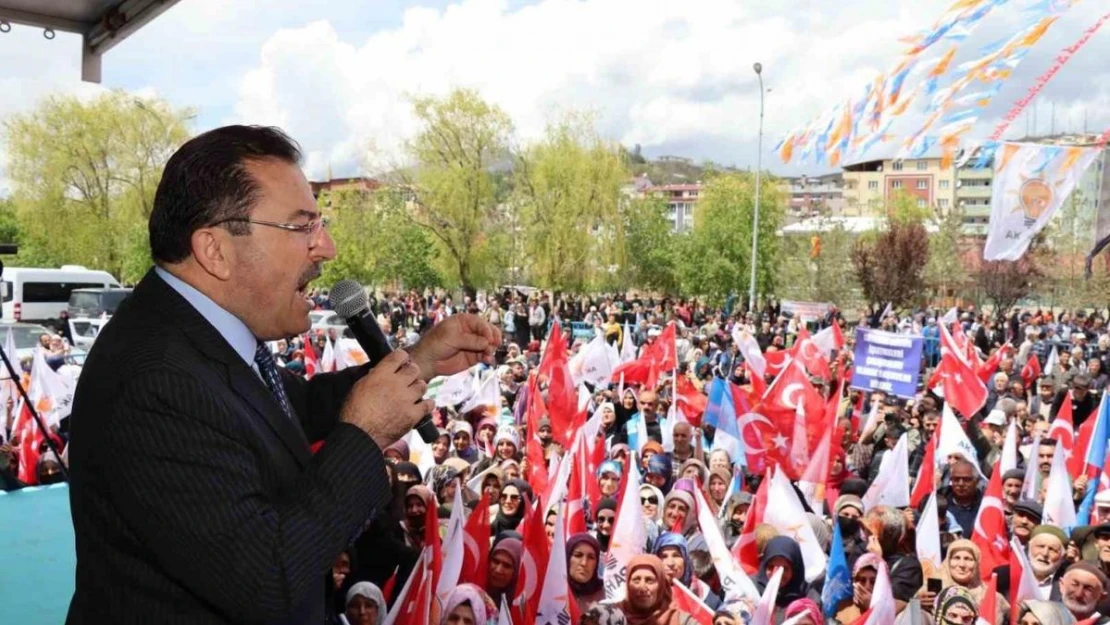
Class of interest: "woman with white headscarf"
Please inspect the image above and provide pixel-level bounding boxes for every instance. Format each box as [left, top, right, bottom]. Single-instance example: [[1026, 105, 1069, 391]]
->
[[342, 581, 386, 625]]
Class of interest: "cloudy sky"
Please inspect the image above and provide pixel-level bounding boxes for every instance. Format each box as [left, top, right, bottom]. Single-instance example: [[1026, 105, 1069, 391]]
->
[[2, 0, 1109, 189]]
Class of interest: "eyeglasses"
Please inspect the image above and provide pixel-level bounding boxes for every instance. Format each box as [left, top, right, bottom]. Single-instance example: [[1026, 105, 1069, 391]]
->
[[500, 493, 521, 502], [597, 515, 615, 525], [212, 216, 330, 238], [641, 496, 658, 505]]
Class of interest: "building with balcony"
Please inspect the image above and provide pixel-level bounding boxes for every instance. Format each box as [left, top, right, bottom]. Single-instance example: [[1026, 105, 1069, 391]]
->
[[842, 157, 957, 216], [646, 183, 703, 233], [782, 173, 845, 219]]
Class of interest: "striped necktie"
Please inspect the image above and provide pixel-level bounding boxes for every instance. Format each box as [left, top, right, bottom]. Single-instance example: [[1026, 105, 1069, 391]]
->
[[254, 344, 295, 421]]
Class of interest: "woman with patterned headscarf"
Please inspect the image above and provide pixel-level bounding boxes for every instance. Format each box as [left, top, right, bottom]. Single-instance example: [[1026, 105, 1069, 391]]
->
[[926, 538, 1008, 622], [566, 533, 606, 613], [439, 583, 499, 625], [653, 532, 721, 610], [620, 554, 696, 625], [834, 553, 883, 624], [934, 586, 979, 625], [1018, 599, 1077, 624], [784, 597, 824, 625], [400, 485, 436, 550]]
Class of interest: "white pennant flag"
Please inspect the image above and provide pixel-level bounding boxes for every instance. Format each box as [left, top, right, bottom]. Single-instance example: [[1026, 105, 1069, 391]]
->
[[603, 454, 646, 601], [429, 366, 478, 407], [1022, 433, 1042, 501], [406, 430, 438, 477], [320, 335, 336, 372], [498, 598, 513, 625], [535, 506, 573, 624], [859, 560, 897, 625], [731, 328, 766, 378], [751, 567, 783, 625], [1044, 347, 1059, 377], [1042, 442, 1077, 528], [916, 491, 942, 575], [984, 143, 1100, 261], [620, 325, 638, 364], [1, 328, 16, 380], [863, 433, 910, 511], [460, 371, 499, 415], [941, 307, 959, 325], [436, 487, 467, 606], [1011, 536, 1041, 605], [693, 489, 759, 599], [765, 468, 828, 582], [938, 404, 983, 478], [1000, 418, 1019, 475], [570, 334, 615, 388]]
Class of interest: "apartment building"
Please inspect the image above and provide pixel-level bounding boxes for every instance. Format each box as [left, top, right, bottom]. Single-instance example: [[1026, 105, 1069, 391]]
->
[[842, 157, 957, 216]]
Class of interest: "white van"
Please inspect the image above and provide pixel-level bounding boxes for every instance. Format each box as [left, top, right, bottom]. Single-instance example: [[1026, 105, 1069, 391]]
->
[[1, 266, 121, 322]]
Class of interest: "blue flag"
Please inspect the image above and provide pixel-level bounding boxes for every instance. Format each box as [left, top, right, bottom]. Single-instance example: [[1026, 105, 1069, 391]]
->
[[703, 378, 726, 429], [710, 380, 745, 466], [822, 517, 852, 617], [1077, 394, 1110, 525]]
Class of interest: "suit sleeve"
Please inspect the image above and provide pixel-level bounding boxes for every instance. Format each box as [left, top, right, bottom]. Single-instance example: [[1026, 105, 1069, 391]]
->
[[283, 364, 370, 444], [104, 369, 388, 622]]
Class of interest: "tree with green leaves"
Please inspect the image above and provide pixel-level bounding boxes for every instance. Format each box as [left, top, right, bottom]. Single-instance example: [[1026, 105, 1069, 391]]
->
[[1045, 189, 1098, 308], [776, 219, 860, 305], [4, 91, 192, 283], [320, 188, 442, 291], [388, 88, 513, 296], [618, 195, 679, 293], [513, 112, 627, 292], [675, 171, 785, 301], [925, 205, 967, 304]]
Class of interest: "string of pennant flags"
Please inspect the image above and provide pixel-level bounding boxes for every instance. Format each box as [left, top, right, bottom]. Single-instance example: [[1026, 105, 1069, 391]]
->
[[775, 0, 1100, 169]]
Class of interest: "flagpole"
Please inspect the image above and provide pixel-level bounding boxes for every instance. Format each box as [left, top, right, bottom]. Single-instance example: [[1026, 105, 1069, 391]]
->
[[0, 345, 67, 480]]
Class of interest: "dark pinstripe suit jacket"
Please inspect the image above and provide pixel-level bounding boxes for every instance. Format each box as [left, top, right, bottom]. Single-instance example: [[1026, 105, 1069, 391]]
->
[[66, 269, 388, 624]]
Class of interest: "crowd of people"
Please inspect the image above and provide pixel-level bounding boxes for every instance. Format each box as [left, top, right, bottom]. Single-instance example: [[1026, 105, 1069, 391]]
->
[[9, 284, 1110, 625]]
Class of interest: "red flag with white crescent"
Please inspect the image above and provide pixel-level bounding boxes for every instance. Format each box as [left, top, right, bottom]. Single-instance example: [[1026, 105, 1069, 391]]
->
[[971, 460, 1010, 581], [460, 491, 491, 588]]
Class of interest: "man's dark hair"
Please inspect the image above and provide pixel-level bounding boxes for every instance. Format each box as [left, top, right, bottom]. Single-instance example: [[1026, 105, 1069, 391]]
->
[[149, 125, 302, 263]]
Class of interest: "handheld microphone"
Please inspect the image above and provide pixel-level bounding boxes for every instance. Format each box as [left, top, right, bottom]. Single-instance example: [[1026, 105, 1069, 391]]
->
[[329, 280, 440, 444]]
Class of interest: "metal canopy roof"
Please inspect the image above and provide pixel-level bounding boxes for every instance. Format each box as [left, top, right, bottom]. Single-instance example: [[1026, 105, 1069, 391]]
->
[[0, 0, 182, 82]]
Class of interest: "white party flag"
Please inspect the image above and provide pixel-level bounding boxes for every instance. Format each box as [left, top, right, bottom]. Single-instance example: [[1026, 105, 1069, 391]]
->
[[1042, 441, 1077, 528], [915, 491, 942, 574], [863, 433, 910, 511], [692, 488, 759, 599], [984, 143, 1100, 260], [938, 404, 983, 478], [603, 452, 646, 601]]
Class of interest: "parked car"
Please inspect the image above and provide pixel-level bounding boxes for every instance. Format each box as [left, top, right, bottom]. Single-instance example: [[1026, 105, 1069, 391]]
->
[[1, 266, 121, 322], [310, 310, 353, 338], [0, 321, 87, 368], [67, 287, 132, 319]]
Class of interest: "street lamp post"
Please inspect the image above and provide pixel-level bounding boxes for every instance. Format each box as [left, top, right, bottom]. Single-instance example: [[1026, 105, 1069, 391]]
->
[[748, 62, 765, 314]]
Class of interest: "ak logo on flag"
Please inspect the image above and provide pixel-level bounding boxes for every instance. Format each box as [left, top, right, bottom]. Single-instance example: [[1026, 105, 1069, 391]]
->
[[984, 142, 1101, 261]]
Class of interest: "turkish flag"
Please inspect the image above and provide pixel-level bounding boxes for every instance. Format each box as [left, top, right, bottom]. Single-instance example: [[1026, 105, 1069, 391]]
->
[[909, 432, 937, 509], [758, 360, 827, 479], [971, 460, 1010, 581], [460, 491, 491, 588], [1048, 392, 1079, 477], [513, 502, 551, 624], [671, 580, 715, 624], [675, 375, 708, 426], [732, 469, 770, 575], [938, 323, 988, 418], [545, 360, 579, 447], [791, 327, 833, 381], [1021, 354, 1042, 390], [526, 436, 550, 501], [976, 344, 1011, 385], [611, 322, 678, 388], [302, 333, 319, 379], [538, 321, 569, 380]]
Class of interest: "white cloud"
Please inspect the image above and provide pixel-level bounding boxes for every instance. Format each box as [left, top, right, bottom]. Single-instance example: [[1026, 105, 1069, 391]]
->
[[2, 0, 1110, 188]]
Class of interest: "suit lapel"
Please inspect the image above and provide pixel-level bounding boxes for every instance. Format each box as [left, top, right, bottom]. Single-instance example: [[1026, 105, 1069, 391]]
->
[[132, 270, 312, 467]]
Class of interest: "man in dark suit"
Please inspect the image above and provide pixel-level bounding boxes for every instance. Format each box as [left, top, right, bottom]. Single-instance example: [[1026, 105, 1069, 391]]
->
[[65, 125, 499, 624]]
